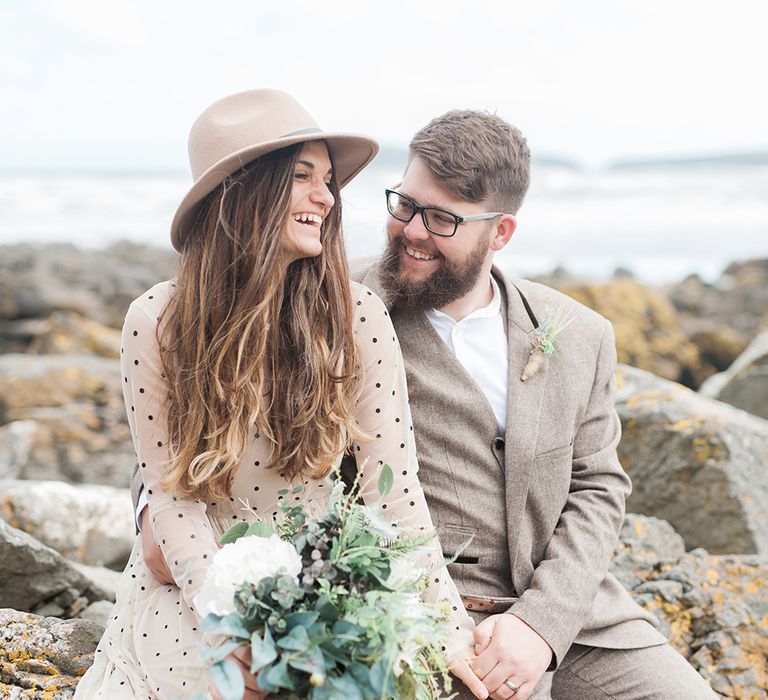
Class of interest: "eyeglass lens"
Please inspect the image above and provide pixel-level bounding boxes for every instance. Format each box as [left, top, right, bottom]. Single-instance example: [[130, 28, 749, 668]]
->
[[387, 191, 457, 236]]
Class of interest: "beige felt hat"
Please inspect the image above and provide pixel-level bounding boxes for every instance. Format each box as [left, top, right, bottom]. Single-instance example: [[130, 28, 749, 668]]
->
[[170, 89, 380, 251]]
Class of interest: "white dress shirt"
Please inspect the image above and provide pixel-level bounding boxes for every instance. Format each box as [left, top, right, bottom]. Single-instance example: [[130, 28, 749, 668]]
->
[[425, 276, 509, 435]]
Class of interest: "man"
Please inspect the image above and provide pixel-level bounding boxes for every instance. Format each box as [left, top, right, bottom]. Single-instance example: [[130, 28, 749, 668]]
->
[[135, 110, 716, 699]]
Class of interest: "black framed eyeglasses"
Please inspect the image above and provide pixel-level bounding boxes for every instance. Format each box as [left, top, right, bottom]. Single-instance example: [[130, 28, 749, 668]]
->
[[385, 189, 505, 237]]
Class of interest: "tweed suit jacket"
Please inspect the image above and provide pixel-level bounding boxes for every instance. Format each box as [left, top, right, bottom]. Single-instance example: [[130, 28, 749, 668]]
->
[[351, 259, 666, 668]]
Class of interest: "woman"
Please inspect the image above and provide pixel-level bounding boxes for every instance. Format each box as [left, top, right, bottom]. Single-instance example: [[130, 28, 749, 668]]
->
[[75, 89, 486, 699]]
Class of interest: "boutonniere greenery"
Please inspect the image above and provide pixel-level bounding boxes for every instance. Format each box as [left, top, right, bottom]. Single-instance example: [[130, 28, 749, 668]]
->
[[521, 305, 574, 382]]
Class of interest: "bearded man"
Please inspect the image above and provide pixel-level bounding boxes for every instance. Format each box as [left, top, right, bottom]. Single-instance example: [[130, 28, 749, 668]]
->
[[347, 110, 715, 700]]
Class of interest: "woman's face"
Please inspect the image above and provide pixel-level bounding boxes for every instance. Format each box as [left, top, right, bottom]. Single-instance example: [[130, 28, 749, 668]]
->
[[282, 141, 335, 263]]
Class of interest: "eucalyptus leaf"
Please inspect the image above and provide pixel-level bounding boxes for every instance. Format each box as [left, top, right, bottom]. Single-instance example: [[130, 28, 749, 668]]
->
[[287, 646, 326, 674], [326, 672, 365, 700], [318, 641, 350, 664], [200, 612, 224, 632], [276, 624, 310, 651], [210, 658, 245, 700], [217, 612, 251, 639], [265, 658, 294, 690], [377, 463, 394, 496], [316, 598, 339, 623], [285, 610, 319, 630], [348, 661, 376, 695], [245, 520, 274, 538], [198, 639, 241, 664], [369, 656, 393, 695], [220, 521, 249, 544], [331, 619, 365, 640], [250, 630, 278, 671]]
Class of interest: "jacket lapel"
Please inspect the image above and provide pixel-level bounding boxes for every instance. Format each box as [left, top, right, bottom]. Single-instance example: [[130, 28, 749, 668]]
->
[[495, 268, 549, 572]]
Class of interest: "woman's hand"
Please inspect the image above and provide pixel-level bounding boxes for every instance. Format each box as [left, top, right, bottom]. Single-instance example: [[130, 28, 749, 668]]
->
[[450, 646, 490, 699], [139, 505, 174, 585], [208, 647, 266, 699]]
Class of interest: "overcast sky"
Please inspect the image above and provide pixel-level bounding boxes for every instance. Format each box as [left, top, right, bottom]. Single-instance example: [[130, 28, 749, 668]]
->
[[2, 0, 766, 171]]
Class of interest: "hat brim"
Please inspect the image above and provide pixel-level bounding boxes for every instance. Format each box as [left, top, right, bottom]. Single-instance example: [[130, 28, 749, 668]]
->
[[170, 132, 379, 251]]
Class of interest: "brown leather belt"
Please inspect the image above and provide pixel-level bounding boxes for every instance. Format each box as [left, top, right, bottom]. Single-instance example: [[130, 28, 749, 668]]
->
[[460, 594, 518, 614]]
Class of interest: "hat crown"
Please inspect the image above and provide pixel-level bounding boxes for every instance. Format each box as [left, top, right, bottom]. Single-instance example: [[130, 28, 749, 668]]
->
[[187, 89, 321, 181]]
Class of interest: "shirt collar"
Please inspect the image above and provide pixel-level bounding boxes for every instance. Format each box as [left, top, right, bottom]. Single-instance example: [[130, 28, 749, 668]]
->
[[427, 275, 501, 325]]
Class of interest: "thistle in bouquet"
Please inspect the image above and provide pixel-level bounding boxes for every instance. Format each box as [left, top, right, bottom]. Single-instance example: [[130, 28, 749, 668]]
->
[[194, 464, 456, 699]]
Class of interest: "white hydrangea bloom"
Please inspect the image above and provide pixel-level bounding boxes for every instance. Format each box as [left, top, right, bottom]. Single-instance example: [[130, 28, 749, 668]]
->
[[194, 534, 302, 616]]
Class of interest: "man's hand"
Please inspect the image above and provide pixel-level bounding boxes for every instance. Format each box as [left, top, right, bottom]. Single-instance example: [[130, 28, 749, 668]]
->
[[471, 614, 553, 700], [450, 647, 489, 699], [138, 505, 174, 585]]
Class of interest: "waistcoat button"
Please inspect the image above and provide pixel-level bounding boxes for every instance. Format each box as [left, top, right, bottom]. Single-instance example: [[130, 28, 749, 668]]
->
[[493, 437, 505, 450]]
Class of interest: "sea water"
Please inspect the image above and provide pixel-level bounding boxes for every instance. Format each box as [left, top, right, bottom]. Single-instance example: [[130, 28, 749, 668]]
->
[[1, 153, 766, 285]]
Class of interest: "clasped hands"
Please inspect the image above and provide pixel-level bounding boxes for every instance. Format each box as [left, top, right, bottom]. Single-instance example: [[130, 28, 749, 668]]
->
[[461, 613, 553, 700]]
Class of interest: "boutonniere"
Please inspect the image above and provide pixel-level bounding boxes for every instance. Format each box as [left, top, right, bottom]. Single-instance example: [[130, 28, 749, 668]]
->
[[521, 305, 574, 381]]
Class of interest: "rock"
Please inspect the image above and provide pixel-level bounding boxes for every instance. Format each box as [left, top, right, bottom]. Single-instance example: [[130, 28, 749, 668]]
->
[[71, 563, 121, 601], [77, 600, 114, 627], [0, 421, 37, 480], [0, 241, 178, 328], [27, 311, 122, 359], [0, 480, 134, 568], [667, 262, 768, 343], [0, 520, 109, 616], [553, 279, 701, 386], [0, 354, 133, 487], [680, 322, 750, 386], [0, 353, 122, 415], [0, 609, 103, 698], [0, 318, 49, 355], [612, 515, 768, 699], [610, 514, 686, 591], [615, 364, 768, 555], [700, 331, 768, 420]]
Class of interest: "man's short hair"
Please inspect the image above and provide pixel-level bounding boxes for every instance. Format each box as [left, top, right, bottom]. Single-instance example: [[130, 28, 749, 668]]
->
[[409, 110, 531, 214]]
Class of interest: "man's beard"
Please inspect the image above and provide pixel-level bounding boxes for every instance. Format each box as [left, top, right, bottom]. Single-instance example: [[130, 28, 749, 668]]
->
[[379, 233, 490, 312]]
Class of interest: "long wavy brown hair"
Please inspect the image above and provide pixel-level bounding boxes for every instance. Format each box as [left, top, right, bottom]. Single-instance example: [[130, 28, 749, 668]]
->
[[158, 143, 363, 500]]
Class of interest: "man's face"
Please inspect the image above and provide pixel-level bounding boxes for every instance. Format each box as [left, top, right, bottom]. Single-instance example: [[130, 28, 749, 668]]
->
[[381, 155, 495, 311]]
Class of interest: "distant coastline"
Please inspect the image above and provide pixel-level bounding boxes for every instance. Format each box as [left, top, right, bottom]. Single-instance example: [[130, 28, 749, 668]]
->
[[609, 150, 768, 170], [2, 147, 768, 177]]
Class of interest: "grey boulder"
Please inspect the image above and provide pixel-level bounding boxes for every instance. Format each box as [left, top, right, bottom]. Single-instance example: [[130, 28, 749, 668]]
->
[[0, 480, 134, 568], [0, 353, 133, 487], [615, 364, 768, 555], [0, 520, 110, 617], [700, 330, 768, 420]]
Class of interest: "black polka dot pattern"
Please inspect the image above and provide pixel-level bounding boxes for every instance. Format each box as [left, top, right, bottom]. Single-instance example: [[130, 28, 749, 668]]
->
[[79, 279, 473, 696]]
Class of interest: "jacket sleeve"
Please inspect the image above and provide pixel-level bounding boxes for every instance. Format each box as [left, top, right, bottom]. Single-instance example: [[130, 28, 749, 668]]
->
[[507, 320, 631, 667]]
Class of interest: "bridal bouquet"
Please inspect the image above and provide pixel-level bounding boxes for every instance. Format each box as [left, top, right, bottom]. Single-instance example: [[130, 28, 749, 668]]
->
[[194, 466, 454, 699]]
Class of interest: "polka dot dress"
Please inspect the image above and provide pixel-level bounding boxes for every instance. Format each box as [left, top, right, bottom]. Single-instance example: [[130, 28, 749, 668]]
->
[[74, 280, 474, 698]]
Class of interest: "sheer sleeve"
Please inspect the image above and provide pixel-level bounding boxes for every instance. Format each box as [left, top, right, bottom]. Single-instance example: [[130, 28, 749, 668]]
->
[[349, 285, 474, 656], [120, 289, 218, 621]]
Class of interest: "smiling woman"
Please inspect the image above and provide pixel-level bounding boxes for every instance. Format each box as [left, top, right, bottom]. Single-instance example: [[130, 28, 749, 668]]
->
[[73, 89, 488, 700]]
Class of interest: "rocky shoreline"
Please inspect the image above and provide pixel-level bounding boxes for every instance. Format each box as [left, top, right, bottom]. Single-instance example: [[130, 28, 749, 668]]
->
[[1, 243, 766, 698]]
